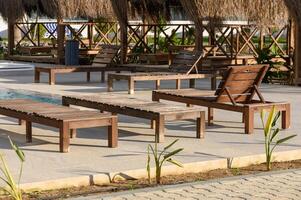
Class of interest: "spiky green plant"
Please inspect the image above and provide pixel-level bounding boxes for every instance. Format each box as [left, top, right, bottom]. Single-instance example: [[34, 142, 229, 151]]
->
[[261, 106, 296, 171], [0, 137, 25, 200], [147, 139, 183, 184]]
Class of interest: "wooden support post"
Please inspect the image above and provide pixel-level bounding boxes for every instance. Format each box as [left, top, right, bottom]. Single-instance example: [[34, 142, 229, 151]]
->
[[108, 116, 118, 148], [57, 17, 65, 64], [151, 119, 155, 129], [34, 69, 40, 83], [294, 21, 301, 85], [7, 19, 15, 57], [107, 76, 113, 92]]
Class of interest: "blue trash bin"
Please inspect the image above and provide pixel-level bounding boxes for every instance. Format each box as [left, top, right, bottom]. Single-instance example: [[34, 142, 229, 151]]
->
[[65, 40, 79, 65]]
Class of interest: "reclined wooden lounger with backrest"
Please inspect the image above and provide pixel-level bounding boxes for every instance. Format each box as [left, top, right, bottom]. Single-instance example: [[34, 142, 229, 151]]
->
[[152, 65, 290, 134], [34, 45, 123, 85], [107, 50, 213, 94], [0, 99, 118, 152]]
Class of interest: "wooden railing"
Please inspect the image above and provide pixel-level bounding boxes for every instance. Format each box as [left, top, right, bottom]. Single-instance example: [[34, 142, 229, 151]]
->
[[13, 21, 291, 58]]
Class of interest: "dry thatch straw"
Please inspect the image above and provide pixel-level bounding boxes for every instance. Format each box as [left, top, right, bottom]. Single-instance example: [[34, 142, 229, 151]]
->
[[0, 0, 24, 21], [0, 0, 116, 21]]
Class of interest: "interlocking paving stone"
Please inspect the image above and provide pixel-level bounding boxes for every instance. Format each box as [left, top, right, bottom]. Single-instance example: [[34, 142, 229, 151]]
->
[[72, 169, 301, 200]]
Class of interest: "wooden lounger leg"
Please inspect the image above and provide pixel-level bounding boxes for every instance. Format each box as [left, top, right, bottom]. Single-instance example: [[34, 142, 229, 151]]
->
[[282, 104, 291, 129], [87, 72, 91, 82], [155, 80, 160, 90], [70, 129, 77, 138], [176, 79, 181, 89], [244, 108, 254, 134], [49, 71, 56, 85], [101, 71, 105, 83], [59, 122, 70, 153], [18, 119, 25, 125], [197, 112, 205, 139], [128, 78, 135, 94], [34, 70, 40, 83], [151, 119, 155, 129], [108, 117, 118, 148], [208, 108, 214, 126], [155, 116, 165, 143], [26, 121, 32, 143], [107, 77, 113, 92], [211, 76, 217, 90], [189, 79, 196, 88]]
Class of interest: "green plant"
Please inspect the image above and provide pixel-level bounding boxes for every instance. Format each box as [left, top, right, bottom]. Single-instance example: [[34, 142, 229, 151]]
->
[[0, 137, 25, 200], [147, 139, 183, 184], [261, 106, 296, 171]]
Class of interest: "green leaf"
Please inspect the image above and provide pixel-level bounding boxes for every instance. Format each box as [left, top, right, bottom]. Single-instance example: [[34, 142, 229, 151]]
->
[[8, 137, 25, 162], [166, 158, 183, 168], [276, 135, 297, 145], [163, 139, 179, 151], [163, 148, 184, 160], [271, 111, 281, 127], [270, 128, 280, 142], [264, 106, 276, 136], [146, 146, 151, 183]]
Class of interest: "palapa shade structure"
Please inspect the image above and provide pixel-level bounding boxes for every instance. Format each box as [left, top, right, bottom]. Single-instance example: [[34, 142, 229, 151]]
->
[[0, 0, 301, 84]]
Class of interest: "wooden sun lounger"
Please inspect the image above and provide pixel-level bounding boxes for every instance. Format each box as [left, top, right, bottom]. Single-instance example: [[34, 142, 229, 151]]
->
[[152, 65, 291, 134], [62, 95, 205, 143], [0, 99, 118, 152], [108, 50, 214, 94], [34, 45, 122, 85]]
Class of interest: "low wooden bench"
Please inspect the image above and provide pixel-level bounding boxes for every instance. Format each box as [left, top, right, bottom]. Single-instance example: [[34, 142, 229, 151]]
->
[[0, 99, 118, 152], [107, 72, 211, 94], [62, 95, 205, 143]]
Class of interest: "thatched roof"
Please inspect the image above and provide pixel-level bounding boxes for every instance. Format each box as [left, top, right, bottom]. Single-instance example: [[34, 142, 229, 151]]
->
[[0, 0, 116, 21]]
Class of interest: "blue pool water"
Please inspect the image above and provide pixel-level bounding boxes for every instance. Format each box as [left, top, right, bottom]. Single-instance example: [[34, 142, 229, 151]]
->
[[0, 89, 61, 104]]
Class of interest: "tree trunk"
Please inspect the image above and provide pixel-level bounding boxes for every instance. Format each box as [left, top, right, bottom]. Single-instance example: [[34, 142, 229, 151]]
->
[[295, 22, 301, 85]]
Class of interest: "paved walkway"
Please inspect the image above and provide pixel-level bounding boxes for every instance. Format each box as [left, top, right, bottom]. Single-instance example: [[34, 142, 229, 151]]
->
[[73, 169, 301, 200]]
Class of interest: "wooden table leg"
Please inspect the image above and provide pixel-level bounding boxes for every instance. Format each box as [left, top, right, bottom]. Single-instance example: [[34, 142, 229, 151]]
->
[[128, 78, 135, 94], [155, 80, 161, 90], [208, 107, 214, 126], [49, 71, 56, 85], [176, 79, 181, 89], [26, 121, 32, 143], [244, 107, 254, 134], [87, 72, 91, 82], [108, 117, 118, 148], [197, 112, 205, 139], [59, 122, 70, 153], [107, 76, 114, 92], [34, 70, 40, 83], [155, 116, 165, 143], [282, 104, 291, 129]]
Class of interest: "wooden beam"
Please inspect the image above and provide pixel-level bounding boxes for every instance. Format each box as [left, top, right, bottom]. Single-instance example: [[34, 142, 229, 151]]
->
[[57, 17, 65, 64], [7, 19, 15, 56]]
